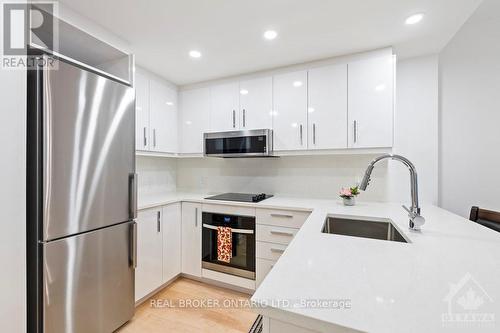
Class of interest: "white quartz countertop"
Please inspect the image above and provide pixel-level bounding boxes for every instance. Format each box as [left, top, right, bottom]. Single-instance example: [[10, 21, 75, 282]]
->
[[138, 192, 500, 333]]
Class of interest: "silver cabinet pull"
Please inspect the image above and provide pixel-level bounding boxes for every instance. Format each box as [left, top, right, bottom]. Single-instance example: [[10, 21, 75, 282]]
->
[[299, 124, 303, 146], [313, 123, 316, 145], [157, 211, 161, 233], [270, 247, 285, 253], [242, 109, 246, 127], [353, 120, 357, 143], [153, 128, 157, 147], [129, 173, 138, 219], [270, 230, 294, 237], [143, 127, 147, 147], [195, 207, 198, 227], [130, 222, 137, 269], [270, 213, 293, 219], [232, 110, 236, 128]]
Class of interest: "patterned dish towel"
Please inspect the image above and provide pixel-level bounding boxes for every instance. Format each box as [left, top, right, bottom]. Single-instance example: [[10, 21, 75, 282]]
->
[[217, 226, 232, 263]]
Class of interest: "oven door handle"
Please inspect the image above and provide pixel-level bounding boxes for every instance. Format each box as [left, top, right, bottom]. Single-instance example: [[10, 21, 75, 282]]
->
[[202, 223, 254, 235]]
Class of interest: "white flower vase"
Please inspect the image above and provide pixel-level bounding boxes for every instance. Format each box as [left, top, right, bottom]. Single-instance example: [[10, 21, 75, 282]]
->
[[343, 197, 356, 206]]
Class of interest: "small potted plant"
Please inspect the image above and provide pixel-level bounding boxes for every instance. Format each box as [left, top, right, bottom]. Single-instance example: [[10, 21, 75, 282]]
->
[[339, 185, 360, 206]]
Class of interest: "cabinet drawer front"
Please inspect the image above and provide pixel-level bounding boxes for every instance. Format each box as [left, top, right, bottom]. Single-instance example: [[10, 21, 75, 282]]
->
[[202, 203, 255, 217], [256, 241, 287, 261], [256, 258, 276, 288], [256, 225, 298, 245], [256, 208, 310, 228]]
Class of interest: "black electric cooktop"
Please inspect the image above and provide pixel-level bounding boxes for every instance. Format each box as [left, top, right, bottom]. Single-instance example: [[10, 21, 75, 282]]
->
[[204, 193, 273, 203]]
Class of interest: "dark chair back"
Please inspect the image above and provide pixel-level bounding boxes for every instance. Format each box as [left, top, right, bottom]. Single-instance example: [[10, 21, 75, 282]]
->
[[470, 206, 500, 232]]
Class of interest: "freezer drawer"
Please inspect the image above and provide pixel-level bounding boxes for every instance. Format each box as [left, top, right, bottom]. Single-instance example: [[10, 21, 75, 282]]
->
[[43, 221, 136, 333], [41, 58, 135, 241]]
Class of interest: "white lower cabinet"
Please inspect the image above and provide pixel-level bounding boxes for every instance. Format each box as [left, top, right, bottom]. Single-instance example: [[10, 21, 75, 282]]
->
[[256, 258, 276, 288], [136, 203, 181, 302], [181, 202, 202, 277], [268, 318, 318, 333], [162, 203, 181, 283], [135, 208, 163, 301]]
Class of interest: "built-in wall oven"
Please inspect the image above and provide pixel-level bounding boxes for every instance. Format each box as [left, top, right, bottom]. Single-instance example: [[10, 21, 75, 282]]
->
[[202, 212, 256, 280]]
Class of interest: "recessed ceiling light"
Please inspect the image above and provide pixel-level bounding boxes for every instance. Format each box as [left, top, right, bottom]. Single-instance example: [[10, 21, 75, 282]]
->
[[240, 89, 249, 95], [189, 50, 202, 58], [293, 81, 303, 87], [263, 30, 278, 40], [166, 101, 174, 106], [405, 13, 424, 25], [375, 84, 386, 92], [308, 107, 315, 113]]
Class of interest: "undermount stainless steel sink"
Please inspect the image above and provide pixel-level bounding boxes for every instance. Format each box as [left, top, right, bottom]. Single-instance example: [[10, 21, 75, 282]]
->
[[322, 216, 408, 243]]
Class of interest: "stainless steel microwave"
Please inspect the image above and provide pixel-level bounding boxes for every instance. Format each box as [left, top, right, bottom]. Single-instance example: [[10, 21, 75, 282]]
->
[[203, 129, 274, 158]]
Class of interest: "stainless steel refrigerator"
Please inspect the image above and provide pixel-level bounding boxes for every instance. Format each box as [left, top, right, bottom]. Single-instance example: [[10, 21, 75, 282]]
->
[[27, 55, 137, 333]]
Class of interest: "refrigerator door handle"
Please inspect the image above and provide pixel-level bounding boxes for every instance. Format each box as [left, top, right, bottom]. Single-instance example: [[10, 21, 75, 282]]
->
[[129, 173, 138, 219], [130, 222, 137, 269]]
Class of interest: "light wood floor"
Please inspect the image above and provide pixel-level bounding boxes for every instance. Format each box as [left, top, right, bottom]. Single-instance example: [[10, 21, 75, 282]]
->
[[118, 278, 258, 333]]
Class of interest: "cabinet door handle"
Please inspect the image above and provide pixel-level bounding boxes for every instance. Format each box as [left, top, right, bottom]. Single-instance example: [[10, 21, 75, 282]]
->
[[129, 173, 138, 219], [143, 127, 147, 147], [157, 211, 161, 232], [270, 213, 293, 219], [153, 128, 157, 147], [195, 207, 198, 227], [129, 222, 137, 269], [353, 120, 357, 144], [270, 247, 285, 253], [313, 123, 316, 145], [270, 230, 294, 237], [232, 110, 236, 128], [242, 109, 246, 127], [299, 124, 303, 146]]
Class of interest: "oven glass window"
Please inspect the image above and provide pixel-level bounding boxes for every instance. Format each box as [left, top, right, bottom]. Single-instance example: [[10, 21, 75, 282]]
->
[[202, 213, 256, 279], [205, 135, 266, 154]]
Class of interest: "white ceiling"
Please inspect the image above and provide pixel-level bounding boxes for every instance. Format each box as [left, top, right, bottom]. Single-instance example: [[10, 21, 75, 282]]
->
[[60, 0, 482, 85]]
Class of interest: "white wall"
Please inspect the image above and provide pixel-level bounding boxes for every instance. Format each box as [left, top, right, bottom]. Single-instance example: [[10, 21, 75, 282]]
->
[[390, 55, 439, 205], [439, 0, 500, 217], [177, 154, 390, 200], [0, 67, 26, 333]]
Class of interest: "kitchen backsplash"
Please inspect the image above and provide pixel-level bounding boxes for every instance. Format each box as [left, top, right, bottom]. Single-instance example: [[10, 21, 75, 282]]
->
[[175, 154, 391, 201], [136, 156, 177, 196]]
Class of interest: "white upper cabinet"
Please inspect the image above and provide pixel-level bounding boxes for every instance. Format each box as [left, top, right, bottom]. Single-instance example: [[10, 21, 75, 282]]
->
[[179, 88, 210, 154], [210, 82, 240, 131], [272, 70, 308, 151], [348, 55, 394, 148], [150, 77, 177, 153], [239, 76, 273, 129], [135, 70, 150, 151], [307, 64, 348, 149], [135, 67, 177, 153]]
